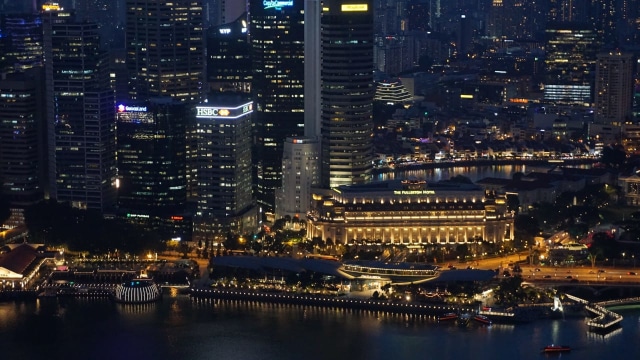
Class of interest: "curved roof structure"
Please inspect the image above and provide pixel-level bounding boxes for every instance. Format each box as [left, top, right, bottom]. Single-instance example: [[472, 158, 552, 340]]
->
[[210, 256, 497, 285]]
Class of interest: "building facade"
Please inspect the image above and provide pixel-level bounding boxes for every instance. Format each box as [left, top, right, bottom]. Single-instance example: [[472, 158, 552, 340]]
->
[[43, 6, 116, 212], [194, 96, 257, 238], [116, 99, 190, 240], [206, 13, 251, 94], [250, 0, 306, 214], [320, 0, 375, 189], [543, 22, 598, 105], [0, 69, 45, 227], [125, 0, 204, 103], [307, 180, 515, 245], [275, 137, 319, 220], [594, 51, 634, 126]]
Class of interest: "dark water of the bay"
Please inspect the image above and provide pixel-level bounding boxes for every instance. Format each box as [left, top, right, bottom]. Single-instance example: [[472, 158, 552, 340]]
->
[[374, 164, 551, 183], [1, 294, 639, 360]]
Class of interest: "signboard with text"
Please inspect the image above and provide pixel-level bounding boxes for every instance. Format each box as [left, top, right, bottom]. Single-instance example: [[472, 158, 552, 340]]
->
[[196, 102, 253, 119]]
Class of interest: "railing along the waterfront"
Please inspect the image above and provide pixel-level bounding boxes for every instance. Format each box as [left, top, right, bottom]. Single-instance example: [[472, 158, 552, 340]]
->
[[564, 294, 623, 329], [191, 288, 473, 315], [595, 297, 640, 307]]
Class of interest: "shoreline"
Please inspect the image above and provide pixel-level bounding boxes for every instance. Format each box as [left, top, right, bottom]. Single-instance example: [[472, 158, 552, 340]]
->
[[372, 158, 597, 175]]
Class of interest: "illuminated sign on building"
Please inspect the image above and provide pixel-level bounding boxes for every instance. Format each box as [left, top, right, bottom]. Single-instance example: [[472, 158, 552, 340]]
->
[[219, 28, 231, 35], [196, 102, 253, 119], [393, 190, 436, 195], [42, 3, 62, 11], [263, 0, 293, 9], [341, 4, 368, 11], [117, 104, 148, 112]]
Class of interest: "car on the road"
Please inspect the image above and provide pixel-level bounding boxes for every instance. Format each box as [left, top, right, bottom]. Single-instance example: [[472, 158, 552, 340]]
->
[[628, 271, 637, 275], [597, 269, 606, 273], [534, 268, 541, 272], [543, 275, 552, 279], [565, 275, 573, 279]]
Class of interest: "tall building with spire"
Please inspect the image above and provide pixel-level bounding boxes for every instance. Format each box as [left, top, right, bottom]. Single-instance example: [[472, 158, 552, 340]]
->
[[320, 0, 375, 189]]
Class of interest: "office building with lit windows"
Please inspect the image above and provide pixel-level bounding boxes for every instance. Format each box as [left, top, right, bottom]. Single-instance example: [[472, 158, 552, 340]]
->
[[193, 95, 257, 239], [0, 14, 43, 71], [594, 51, 634, 126], [321, 0, 375, 189], [43, 5, 116, 212], [0, 69, 45, 227], [275, 137, 319, 220], [206, 13, 251, 94], [250, 0, 306, 215], [307, 180, 514, 245], [125, 0, 204, 103], [543, 22, 598, 105], [116, 99, 190, 240]]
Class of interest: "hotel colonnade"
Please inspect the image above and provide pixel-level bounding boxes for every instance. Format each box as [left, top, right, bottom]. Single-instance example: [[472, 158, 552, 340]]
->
[[307, 180, 515, 246]]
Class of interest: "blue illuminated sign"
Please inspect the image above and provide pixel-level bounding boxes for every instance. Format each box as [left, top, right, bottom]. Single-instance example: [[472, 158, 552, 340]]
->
[[117, 104, 148, 113], [263, 0, 293, 9]]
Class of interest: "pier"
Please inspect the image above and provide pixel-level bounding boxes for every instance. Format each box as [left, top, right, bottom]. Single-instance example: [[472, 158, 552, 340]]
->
[[564, 294, 623, 331]]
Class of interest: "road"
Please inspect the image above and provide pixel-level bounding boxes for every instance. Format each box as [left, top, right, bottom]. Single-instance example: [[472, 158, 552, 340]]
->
[[468, 252, 640, 284]]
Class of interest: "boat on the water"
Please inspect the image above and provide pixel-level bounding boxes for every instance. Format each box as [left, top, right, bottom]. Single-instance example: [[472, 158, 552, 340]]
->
[[542, 345, 571, 353], [473, 314, 492, 325], [457, 313, 471, 327], [438, 312, 458, 321], [113, 278, 161, 304]]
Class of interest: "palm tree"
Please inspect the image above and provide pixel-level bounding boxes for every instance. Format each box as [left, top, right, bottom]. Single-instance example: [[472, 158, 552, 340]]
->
[[587, 248, 603, 268]]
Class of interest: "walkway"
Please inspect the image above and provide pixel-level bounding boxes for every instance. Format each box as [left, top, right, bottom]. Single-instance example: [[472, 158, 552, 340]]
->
[[564, 294, 623, 331]]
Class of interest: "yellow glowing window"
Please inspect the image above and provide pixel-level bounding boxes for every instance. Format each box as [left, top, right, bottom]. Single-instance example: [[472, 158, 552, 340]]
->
[[341, 4, 368, 11]]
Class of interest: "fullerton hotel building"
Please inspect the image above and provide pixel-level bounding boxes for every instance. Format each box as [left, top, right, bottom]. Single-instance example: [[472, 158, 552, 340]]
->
[[307, 180, 514, 245]]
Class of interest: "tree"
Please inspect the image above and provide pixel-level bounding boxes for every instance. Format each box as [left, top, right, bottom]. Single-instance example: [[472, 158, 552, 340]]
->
[[601, 145, 626, 169], [587, 247, 602, 268], [506, 194, 520, 214]]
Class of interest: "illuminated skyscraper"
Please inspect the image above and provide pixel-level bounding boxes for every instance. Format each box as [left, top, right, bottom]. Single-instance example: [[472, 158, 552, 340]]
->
[[43, 4, 116, 212], [543, 22, 598, 105], [206, 13, 251, 94], [250, 0, 306, 215], [194, 95, 257, 238], [1, 14, 43, 71], [116, 99, 190, 239], [594, 52, 634, 126], [125, 0, 204, 103], [0, 69, 45, 227], [321, 0, 375, 189]]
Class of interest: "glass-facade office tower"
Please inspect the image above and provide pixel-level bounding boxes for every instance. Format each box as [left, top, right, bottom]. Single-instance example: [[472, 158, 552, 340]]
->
[[206, 13, 251, 94], [125, 0, 204, 103], [194, 95, 256, 238], [0, 69, 45, 227], [116, 99, 190, 240], [250, 0, 305, 215], [321, 0, 375, 189], [0, 14, 43, 71], [543, 22, 598, 105], [43, 6, 116, 212], [594, 52, 635, 126], [126, 0, 205, 202]]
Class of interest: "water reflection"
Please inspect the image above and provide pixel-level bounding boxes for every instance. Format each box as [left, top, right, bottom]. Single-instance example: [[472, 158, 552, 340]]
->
[[375, 164, 536, 183]]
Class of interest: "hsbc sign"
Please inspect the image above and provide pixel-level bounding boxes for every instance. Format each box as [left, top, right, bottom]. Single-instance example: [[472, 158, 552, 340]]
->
[[197, 108, 230, 117], [196, 102, 253, 119]]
